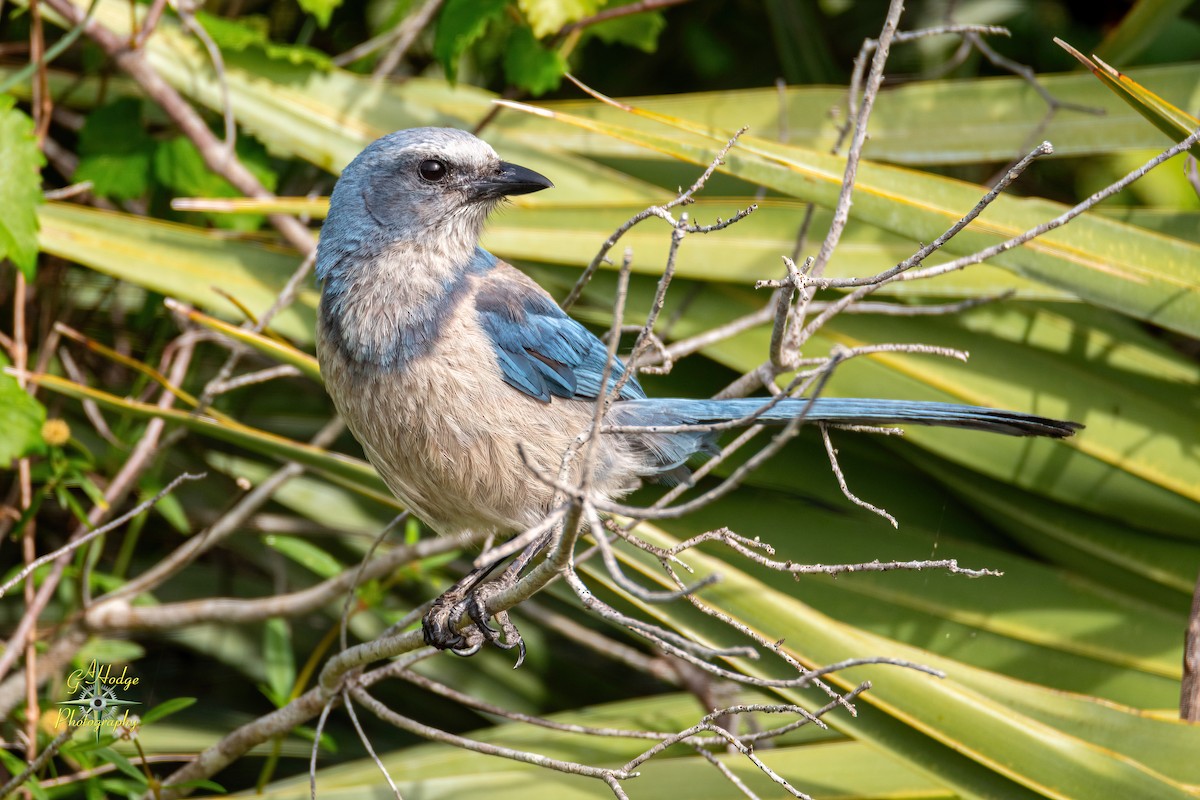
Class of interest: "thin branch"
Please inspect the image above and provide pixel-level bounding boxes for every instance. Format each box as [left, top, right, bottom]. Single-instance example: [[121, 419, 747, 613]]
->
[[38, 0, 315, 254], [308, 696, 339, 800], [558, 0, 692, 37], [0, 472, 205, 599], [371, 0, 445, 78], [556, 121, 748, 311], [342, 689, 404, 799], [965, 31, 1104, 116], [350, 686, 633, 783], [0, 728, 73, 800], [820, 425, 897, 527], [807, 141, 1054, 289], [808, 0, 904, 280]]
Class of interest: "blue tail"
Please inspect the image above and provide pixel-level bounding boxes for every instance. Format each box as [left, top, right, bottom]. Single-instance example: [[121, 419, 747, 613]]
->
[[613, 397, 1080, 438], [607, 397, 1080, 484]]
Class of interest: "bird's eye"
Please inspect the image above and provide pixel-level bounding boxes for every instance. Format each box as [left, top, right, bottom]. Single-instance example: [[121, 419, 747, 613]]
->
[[418, 159, 448, 182]]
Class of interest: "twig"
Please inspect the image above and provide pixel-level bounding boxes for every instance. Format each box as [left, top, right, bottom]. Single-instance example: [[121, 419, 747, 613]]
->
[[393, 668, 669, 739], [820, 425, 897, 527], [342, 689, 404, 799], [807, 142, 1054, 289], [86, 528, 486, 631], [898, 126, 1200, 284], [308, 696, 339, 800], [339, 513, 409, 650], [38, 0, 315, 254], [557, 121, 749, 311], [1182, 568, 1200, 721], [558, 0, 692, 37], [371, 0, 445, 78], [965, 31, 1104, 116], [205, 364, 302, 394], [0, 472, 205, 599], [808, 0, 904, 281], [0, 728, 73, 799], [350, 686, 634, 783]]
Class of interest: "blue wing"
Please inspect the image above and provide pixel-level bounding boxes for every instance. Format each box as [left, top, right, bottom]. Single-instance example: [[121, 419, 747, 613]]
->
[[475, 269, 646, 404]]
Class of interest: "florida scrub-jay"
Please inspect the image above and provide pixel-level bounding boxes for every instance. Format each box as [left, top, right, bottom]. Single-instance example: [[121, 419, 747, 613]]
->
[[315, 128, 1079, 652]]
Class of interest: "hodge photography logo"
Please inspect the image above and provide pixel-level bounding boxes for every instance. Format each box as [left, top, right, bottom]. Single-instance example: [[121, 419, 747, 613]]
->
[[56, 661, 142, 740]]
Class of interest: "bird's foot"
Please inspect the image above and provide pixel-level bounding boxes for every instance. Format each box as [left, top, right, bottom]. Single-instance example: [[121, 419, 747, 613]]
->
[[466, 578, 526, 668], [421, 574, 525, 666], [422, 588, 484, 656], [421, 532, 549, 664]]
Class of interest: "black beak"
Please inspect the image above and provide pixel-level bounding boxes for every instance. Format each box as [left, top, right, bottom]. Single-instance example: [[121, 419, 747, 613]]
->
[[470, 161, 554, 200]]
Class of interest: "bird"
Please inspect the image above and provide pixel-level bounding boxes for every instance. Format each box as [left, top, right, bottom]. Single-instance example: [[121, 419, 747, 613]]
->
[[314, 127, 1080, 654]]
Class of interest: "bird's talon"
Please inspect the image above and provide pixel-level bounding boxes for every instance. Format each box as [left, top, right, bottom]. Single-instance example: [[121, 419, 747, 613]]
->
[[422, 591, 473, 651]]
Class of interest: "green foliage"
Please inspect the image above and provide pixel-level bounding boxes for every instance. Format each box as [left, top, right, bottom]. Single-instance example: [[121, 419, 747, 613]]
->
[[585, 5, 665, 51], [74, 98, 155, 200], [433, 0, 663, 93], [295, 0, 342, 29], [0, 365, 47, 466], [0, 95, 43, 278], [140, 696, 197, 725], [261, 618, 296, 707], [154, 134, 278, 230], [196, 12, 333, 69], [517, 0, 601, 38], [504, 25, 567, 95], [434, 0, 510, 82]]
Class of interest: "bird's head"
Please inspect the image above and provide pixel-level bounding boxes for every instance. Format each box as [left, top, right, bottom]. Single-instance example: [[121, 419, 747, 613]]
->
[[317, 128, 553, 278]]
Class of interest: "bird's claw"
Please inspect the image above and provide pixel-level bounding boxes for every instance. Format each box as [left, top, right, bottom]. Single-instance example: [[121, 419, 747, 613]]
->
[[466, 582, 526, 668], [422, 590, 479, 655], [422, 580, 525, 667]]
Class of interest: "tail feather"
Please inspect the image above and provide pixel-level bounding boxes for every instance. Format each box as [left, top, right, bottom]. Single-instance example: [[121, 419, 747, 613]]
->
[[610, 397, 1082, 439]]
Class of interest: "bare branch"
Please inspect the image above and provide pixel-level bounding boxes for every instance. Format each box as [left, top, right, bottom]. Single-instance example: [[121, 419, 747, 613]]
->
[[0, 472, 204, 598], [820, 425, 897, 527]]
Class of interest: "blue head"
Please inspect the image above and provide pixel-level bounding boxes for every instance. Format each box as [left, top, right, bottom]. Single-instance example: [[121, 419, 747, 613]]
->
[[315, 128, 553, 285], [315, 128, 553, 367]]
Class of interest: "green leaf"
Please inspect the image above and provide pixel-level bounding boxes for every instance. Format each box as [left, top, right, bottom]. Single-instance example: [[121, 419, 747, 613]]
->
[[516, 0, 599, 38], [483, 199, 1072, 299], [76, 638, 145, 665], [503, 63, 1200, 165], [501, 102, 1200, 338], [433, 0, 509, 82], [38, 202, 316, 343], [1057, 38, 1200, 158], [94, 747, 147, 783], [140, 696, 197, 725], [295, 0, 341, 28], [263, 534, 343, 579], [167, 302, 321, 381], [504, 25, 566, 96], [598, 526, 1200, 800], [262, 618, 296, 705], [0, 96, 43, 278], [154, 135, 278, 231], [195, 13, 332, 70], [75, 98, 154, 200], [25, 371, 390, 495], [586, 6, 665, 52], [0, 366, 47, 465]]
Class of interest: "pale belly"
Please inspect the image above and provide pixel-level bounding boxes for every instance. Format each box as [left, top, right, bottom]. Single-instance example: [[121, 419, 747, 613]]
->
[[317, 314, 639, 536]]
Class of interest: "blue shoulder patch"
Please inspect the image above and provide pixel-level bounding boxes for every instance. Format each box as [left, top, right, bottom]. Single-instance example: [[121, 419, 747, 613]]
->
[[475, 268, 646, 404]]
